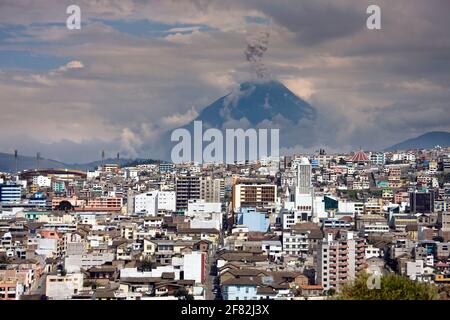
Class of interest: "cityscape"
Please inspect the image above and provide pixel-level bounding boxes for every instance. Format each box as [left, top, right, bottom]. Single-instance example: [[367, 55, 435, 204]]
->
[[1, 0, 450, 305], [1, 148, 450, 300]]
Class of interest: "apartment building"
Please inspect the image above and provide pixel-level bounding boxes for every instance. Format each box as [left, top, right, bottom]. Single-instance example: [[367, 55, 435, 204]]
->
[[317, 231, 366, 292], [200, 177, 224, 203], [232, 183, 277, 210], [176, 175, 201, 211]]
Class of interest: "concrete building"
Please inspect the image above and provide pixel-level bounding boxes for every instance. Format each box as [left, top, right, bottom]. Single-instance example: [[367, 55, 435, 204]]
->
[[186, 199, 221, 217], [200, 177, 224, 203], [134, 191, 158, 215], [46, 272, 84, 300], [183, 251, 205, 284], [176, 175, 201, 211], [0, 183, 21, 203], [236, 207, 269, 233], [317, 231, 366, 292], [232, 184, 276, 210]]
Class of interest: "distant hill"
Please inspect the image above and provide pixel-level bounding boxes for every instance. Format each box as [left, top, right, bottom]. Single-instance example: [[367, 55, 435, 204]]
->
[[0, 152, 68, 173], [0, 152, 163, 173], [385, 131, 450, 151]]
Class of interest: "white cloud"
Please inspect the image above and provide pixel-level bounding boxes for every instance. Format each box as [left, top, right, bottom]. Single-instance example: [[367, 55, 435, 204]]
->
[[282, 78, 316, 101], [56, 60, 85, 72], [161, 107, 199, 128]]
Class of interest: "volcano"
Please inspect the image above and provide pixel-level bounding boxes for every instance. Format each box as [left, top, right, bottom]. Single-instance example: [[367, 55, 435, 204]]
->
[[162, 79, 319, 161], [192, 80, 316, 128]]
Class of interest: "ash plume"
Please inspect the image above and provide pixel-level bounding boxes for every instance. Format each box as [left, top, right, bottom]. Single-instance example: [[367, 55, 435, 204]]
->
[[245, 29, 270, 79]]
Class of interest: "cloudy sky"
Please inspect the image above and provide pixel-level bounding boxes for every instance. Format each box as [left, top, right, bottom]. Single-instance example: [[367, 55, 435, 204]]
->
[[0, 0, 449, 163]]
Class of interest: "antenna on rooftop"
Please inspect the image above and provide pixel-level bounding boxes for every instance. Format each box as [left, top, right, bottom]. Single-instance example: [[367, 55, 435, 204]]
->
[[117, 152, 120, 160], [36, 152, 41, 170], [101, 150, 105, 167], [14, 150, 18, 173]]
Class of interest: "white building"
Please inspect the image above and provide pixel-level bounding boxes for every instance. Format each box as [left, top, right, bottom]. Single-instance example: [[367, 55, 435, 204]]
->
[[157, 191, 176, 212], [338, 201, 364, 215], [64, 252, 115, 273], [365, 245, 381, 259], [361, 223, 390, 237], [186, 199, 221, 217], [134, 191, 176, 216], [32, 175, 51, 187], [282, 229, 310, 256], [45, 272, 84, 300], [183, 251, 205, 284], [406, 260, 424, 280]]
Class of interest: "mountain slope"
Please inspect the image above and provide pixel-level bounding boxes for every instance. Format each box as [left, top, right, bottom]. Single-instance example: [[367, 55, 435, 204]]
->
[[193, 80, 316, 127], [0, 152, 69, 173], [385, 131, 450, 151], [0, 153, 161, 173]]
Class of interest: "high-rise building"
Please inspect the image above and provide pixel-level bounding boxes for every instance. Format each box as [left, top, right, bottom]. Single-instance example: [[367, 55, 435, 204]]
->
[[176, 175, 201, 211], [317, 231, 366, 292], [232, 183, 277, 211], [410, 191, 435, 213], [296, 157, 312, 195], [0, 183, 22, 203], [200, 177, 224, 203]]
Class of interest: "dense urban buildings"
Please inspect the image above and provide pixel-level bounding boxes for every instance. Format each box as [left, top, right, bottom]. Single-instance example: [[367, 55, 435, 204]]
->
[[1, 147, 450, 300]]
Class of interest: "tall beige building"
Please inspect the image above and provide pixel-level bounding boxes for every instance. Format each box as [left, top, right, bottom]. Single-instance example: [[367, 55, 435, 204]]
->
[[200, 177, 224, 203], [317, 231, 366, 292]]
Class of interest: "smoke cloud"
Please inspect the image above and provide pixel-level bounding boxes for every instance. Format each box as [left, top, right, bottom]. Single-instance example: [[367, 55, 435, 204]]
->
[[245, 29, 270, 79]]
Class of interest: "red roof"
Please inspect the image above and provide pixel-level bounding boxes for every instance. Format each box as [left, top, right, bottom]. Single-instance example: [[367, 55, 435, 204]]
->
[[350, 150, 369, 162]]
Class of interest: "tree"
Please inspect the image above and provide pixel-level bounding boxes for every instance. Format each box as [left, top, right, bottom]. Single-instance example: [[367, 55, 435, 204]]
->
[[174, 287, 194, 300], [0, 254, 8, 266], [138, 257, 156, 271], [336, 272, 438, 300], [56, 200, 73, 211]]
